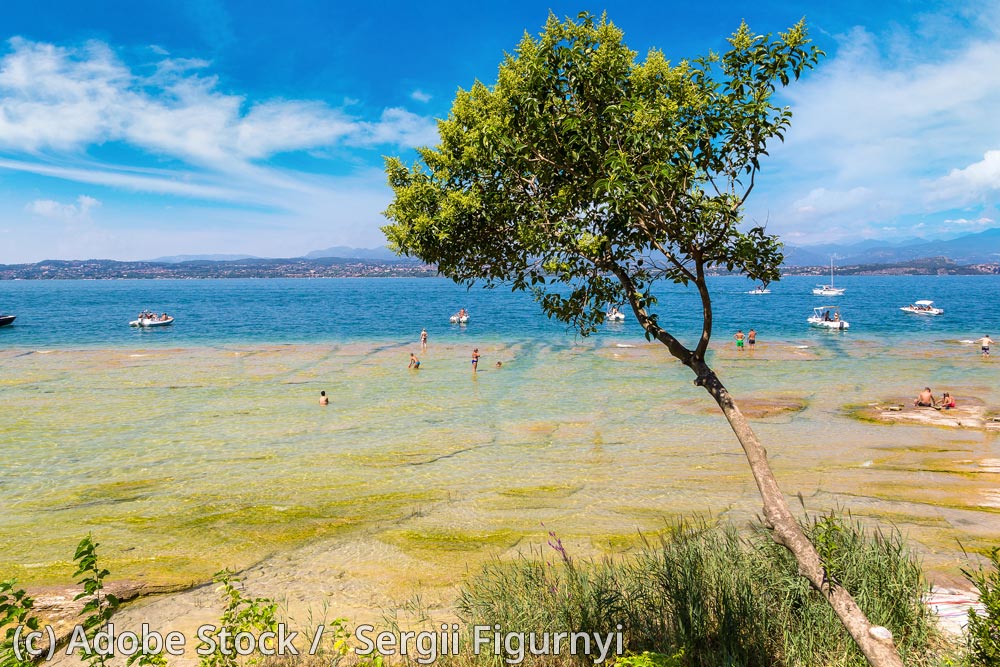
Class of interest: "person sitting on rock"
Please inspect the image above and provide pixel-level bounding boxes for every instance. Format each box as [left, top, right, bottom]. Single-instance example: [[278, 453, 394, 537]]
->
[[940, 392, 956, 409], [914, 387, 935, 407]]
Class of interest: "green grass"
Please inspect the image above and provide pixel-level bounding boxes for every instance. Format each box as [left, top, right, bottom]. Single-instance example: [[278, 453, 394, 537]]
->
[[453, 512, 952, 667]]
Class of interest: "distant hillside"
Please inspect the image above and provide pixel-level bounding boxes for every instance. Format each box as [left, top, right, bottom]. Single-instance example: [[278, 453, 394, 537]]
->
[[0, 256, 436, 280], [780, 256, 999, 276], [152, 253, 260, 262], [304, 245, 402, 260], [784, 228, 1000, 266]]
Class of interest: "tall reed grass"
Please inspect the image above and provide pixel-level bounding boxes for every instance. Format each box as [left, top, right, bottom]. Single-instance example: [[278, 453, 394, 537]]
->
[[456, 513, 942, 667]]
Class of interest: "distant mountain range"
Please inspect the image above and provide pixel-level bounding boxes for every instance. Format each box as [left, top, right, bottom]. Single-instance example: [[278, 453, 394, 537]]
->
[[25, 229, 1000, 272], [149, 246, 403, 263], [783, 228, 1000, 266], [303, 245, 402, 260], [200, 230, 1000, 267], [152, 253, 261, 263]]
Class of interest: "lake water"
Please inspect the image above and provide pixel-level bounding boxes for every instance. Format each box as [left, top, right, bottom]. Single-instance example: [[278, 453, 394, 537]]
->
[[1, 275, 998, 605], [1, 274, 999, 348]]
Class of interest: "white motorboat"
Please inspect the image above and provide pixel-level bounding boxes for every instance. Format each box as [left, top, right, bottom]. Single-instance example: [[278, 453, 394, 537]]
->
[[747, 285, 771, 295], [128, 315, 174, 327], [605, 308, 625, 321], [900, 300, 943, 316], [812, 259, 845, 296], [808, 306, 849, 330]]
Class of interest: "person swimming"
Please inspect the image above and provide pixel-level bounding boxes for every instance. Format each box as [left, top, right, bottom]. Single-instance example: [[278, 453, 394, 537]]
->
[[319, 390, 329, 406]]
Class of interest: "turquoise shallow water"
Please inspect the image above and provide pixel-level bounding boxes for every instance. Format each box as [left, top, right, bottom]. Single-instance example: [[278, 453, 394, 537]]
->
[[1, 276, 999, 591]]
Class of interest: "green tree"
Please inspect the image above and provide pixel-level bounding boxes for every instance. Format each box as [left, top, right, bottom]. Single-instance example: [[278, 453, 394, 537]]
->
[[382, 13, 903, 667]]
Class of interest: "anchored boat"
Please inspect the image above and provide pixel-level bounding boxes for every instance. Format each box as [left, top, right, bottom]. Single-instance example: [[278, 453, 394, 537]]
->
[[900, 300, 943, 316], [808, 306, 849, 330]]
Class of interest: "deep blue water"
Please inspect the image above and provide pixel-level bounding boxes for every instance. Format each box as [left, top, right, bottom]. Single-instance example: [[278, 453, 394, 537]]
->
[[0, 275, 997, 348]]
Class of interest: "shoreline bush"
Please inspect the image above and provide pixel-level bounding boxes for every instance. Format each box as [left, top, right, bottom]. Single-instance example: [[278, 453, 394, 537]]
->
[[457, 513, 943, 666]]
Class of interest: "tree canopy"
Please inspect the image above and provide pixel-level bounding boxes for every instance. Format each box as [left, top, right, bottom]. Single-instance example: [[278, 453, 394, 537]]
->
[[384, 12, 818, 362]]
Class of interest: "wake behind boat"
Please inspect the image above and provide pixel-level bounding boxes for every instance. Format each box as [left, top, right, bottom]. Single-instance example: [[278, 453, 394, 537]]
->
[[901, 300, 943, 316], [130, 310, 174, 327], [0, 314, 15, 327]]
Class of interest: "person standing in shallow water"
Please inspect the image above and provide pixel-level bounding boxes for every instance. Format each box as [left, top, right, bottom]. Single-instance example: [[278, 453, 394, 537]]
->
[[734, 329, 745, 351], [471, 348, 480, 372], [319, 391, 329, 406], [980, 334, 993, 357], [420, 329, 428, 351], [748, 328, 757, 350]]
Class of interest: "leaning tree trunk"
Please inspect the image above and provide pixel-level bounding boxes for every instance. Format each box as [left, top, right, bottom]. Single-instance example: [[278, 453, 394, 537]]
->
[[692, 361, 905, 667]]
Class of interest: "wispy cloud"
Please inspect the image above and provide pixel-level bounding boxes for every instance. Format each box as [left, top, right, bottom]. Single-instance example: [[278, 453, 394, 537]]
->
[[749, 10, 1000, 243], [410, 89, 432, 103], [0, 38, 436, 168], [943, 216, 995, 226], [0, 158, 245, 201], [0, 36, 437, 174], [0, 38, 437, 255], [350, 107, 440, 148]]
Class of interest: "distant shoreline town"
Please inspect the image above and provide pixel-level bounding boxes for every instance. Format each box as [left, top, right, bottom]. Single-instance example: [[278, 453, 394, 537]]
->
[[0, 255, 998, 280], [0, 256, 438, 280], [6, 229, 1000, 279]]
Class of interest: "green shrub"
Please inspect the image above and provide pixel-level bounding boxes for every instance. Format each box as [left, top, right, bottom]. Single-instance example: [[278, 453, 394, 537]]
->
[[1, 579, 38, 667], [963, 547, 1000, 666]]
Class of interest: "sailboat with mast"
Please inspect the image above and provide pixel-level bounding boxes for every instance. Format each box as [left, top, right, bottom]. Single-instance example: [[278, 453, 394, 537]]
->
[[812, 258, 845, 296]]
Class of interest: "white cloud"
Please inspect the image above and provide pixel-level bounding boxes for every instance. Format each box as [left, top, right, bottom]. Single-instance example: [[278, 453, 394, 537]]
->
[[410, 89, 432, 103], [0, 36, 446, 262], [0, 37, 438, 168], [929, 150, 1000, 203], [26, 195, 100, 221], [749, 13, 1000, 244], [943, 216, 995, 226], [0, 157, 244, 200], [351, 107, 440, 148], [792, 187, 873, 217]]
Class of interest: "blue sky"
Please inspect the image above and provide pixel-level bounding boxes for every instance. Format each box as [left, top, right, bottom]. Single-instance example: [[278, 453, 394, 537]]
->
[[1, 0, 999, 262]]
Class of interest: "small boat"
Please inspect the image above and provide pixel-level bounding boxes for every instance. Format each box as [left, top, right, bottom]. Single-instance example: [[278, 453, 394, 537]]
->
[[0, 314, 15, 327], [747, 285, 771, 295], [808, 306, 849, 330], [900, 300, 943, 316], [130, 313, 174, 327], [605, 308, 625, 321], [449, 311, 469, 324], [812, 259, 845, 296]]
